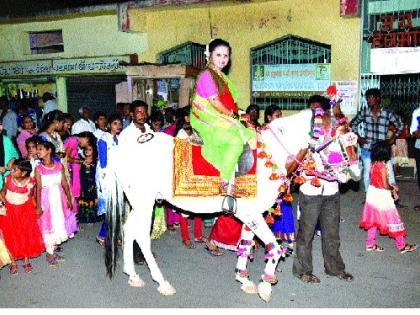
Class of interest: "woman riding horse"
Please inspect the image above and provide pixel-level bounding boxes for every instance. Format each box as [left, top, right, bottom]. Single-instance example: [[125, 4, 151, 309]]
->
[[190, 38, 256, 195]]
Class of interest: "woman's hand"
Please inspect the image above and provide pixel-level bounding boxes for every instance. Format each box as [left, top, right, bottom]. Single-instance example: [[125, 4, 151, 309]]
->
[[36, 207, 43, 218], [0, 166, 6, 174]]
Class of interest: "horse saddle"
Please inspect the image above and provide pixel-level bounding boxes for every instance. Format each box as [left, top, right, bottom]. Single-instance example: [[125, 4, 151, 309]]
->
[[172, 138, 257, 199]]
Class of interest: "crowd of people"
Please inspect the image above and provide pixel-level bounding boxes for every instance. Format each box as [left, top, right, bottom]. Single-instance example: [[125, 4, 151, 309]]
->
[[0, 38, 418, 288]]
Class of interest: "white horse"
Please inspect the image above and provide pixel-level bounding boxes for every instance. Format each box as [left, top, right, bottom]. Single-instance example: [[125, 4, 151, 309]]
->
[[104, 109, 360, 302]]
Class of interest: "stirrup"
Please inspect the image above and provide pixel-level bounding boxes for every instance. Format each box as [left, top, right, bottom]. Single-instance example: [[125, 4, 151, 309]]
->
[[222, 195, 237, 214]]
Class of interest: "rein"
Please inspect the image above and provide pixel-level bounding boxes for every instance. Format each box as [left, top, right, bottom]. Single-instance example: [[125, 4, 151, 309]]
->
[[266, 125, 354, 182]]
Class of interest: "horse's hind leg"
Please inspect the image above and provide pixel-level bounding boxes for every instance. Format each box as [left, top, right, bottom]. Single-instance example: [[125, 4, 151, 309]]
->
[[235, 211, 286, 302], [123, 210, 145, 287], [131, 202, 176, 296], [235, 225, 258, 294]]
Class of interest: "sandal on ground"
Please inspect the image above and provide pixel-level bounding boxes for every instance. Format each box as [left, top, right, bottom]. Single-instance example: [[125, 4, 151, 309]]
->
[[96, 237, 105, 247], [400, 244, 417, 254], [54, 254, 65, 262], [366, 244, 385, 252], [46, 256, 57, 267], [54, 245, 63, 252], [9, 263, 18, 275], [326, 271, 354, 281], [205, 245, 223, 256], [296, 273, 320, 284], [194, 237, 208, 243], [167, 225, 176, 232], [23, 262, 33, 273], [182, 240, 195, 249]]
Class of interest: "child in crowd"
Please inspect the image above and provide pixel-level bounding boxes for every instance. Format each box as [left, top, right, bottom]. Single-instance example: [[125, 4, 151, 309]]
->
[[35, 140, 76, 267], [16, 115, 38, 158], [25, 136, 42, 177], [78, 144, 99, 224], [59, 113, 74, 142], [0, 159, 45, 274], [360, 141, 416, 254]]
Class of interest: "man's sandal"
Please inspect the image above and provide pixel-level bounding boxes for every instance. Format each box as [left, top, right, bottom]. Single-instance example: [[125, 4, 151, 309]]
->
[[326, 271, 354, 281], [366, 245, 385, 252], [400, 244, 417, 254], [296, 273, 320, 284]]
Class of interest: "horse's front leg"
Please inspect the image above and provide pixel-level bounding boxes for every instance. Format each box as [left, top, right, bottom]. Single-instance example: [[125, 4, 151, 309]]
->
[[236, 211, 286, 303], [235, 225, 258, 295], [132, 204, 176, 296]]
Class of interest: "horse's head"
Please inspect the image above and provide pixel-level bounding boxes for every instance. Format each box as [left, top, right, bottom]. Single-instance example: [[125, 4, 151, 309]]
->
[[319, 127, 361, 183]]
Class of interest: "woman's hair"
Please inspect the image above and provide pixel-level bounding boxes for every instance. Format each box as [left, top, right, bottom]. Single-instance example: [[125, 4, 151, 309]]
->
[[76, 131, 97, 148], [264, 105, 281, 123], [25, 135, 41, 149], [209, 38, 231, 56], [108, 113, 122, 125], [63, 113, 74, 123], [371, 141, 391, 162], [40, 110, 64, 132], [21, 114, 34, 127], [12, 158, 32, 177], [174, 106, 191, 136], [149, 110, 164, 124], [208, 38, 232, 73], [246, 104, 260, 115], [37, 140, 56, 156]]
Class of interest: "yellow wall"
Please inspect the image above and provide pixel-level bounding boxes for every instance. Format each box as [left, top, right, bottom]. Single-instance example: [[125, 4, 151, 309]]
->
[[129, 0, 361, 108], [0, 12, 147, 61]]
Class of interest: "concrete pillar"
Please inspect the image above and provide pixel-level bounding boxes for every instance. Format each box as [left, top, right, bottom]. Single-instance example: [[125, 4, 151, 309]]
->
[[55, 77, 68, 113]]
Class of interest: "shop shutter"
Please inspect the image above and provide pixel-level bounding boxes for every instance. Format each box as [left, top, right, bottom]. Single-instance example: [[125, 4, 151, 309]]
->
[[67, 76, 126, 120]]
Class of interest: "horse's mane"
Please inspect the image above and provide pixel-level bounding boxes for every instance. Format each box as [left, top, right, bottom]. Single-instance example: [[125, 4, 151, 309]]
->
[[259, 109, 312, 175]]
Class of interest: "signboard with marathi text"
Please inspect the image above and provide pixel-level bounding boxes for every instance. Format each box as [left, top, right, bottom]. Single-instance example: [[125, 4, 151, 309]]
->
[[371, 47, 420, 75], [252, 64, 331, 97], [0, 56, 131, 77], [333, 80, 358, 116]]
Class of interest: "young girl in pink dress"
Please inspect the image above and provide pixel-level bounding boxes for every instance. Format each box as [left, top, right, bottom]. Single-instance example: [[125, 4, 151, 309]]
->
[[360, 141, 416, 254], [35, 140, 76, 267], [0, 159, 45, 274]]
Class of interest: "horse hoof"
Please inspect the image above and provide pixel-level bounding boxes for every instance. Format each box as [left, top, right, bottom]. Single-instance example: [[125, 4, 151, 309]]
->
[[241, 282, 258, 294], [158, 281, 176, 296], [258, 281, 272, 303], [128, 275, 145, 288]]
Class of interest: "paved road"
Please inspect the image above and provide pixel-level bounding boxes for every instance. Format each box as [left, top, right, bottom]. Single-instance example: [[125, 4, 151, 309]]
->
[[1, 180, 419, 308]]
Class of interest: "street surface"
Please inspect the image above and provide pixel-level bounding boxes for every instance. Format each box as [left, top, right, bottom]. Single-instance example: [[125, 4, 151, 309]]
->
[[1, 180, 419, 308]]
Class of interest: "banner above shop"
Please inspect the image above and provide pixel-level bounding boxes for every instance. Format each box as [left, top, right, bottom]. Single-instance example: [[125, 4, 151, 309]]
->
[[252, 64, 331, 94], [0, 56, 131, 77], [370, 47, 420, 75]]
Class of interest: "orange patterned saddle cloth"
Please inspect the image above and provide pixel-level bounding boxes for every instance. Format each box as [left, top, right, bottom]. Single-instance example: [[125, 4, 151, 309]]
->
[[173, 138, 257, 198]]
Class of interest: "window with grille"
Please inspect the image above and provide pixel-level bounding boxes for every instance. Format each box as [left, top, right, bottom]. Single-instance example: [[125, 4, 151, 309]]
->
[[29, 30, 64, 54], [158, 41, 206, 70], [250, 35, 331, 111]]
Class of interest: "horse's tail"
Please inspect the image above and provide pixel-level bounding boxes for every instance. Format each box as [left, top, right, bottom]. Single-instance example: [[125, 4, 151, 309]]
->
[[105, 166, 124, 279]]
